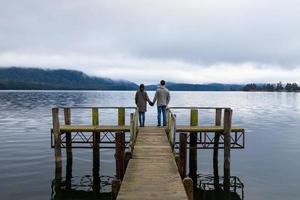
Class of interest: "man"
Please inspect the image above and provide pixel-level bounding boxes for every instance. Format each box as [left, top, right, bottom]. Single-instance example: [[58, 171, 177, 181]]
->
[[135, 84, 153, 127], [152, 80, 170, 126]]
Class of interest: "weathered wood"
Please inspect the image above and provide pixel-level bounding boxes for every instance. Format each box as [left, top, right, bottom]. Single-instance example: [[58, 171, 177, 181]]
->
[[118, 107, 125, 126], [116, 132, 125, 180], [125, 151, 132, 170], [92, 108, 100, 179], [112, 179, 121, 200], [59, 125, 131, 132], [213, 108, 222, 190], [52, 107, 62, 180], [189, 109, 198, 189], [223, 108, 232, 199], [64, 108, 72, 189], [116, 107, 126, 180], [129, 113, 135, 152], [176, 126, 243, 133], [117, 127, 188, 200], [179, 132, 187, 179], [183, 177, 194, 200], [58, 124, 244, 133], [64, 108, 72, 167]]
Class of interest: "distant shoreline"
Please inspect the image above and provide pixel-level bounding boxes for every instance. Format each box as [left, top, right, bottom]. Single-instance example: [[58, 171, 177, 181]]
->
[[0, 89, 299, 93], [1, 67, 299, 92]]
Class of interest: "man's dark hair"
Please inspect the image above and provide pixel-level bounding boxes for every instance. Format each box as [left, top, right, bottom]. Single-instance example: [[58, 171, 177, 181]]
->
[[160, 80, 165, 86], [139, 84, 145, 90]]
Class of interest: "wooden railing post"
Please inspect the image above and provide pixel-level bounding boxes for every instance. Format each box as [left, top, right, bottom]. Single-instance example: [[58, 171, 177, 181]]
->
[[52, 107, 62, 180], [116, 108, 125, 180], [224, 108, 232, 199], [183, 177, 194, 200], [64, 107, 72, 189], [213, 108, 222, 190], [130, 113, 134, 152], [92, 107, 100, 191], [189, 109, 198, 191], [118, 107, 125, 127], [179, 132, 187, 179]]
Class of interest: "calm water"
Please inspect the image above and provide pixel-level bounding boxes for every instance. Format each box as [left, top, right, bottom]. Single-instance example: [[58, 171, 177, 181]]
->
[[0, 91, 300, 200]]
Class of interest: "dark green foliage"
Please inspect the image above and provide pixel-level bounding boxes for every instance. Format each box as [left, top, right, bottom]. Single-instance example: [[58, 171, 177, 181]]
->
[[243, 82, 299, 92], [242, 83, 257, 91], [0, 67, 137, 90], [146, 83, 243, 91]]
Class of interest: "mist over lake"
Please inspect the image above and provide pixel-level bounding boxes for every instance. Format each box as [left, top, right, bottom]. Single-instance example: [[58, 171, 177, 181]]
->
[[0, 90, 299, 200]]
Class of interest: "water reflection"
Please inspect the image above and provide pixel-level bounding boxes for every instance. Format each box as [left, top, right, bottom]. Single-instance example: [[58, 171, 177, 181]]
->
[[197, 174, 244, 200], [51, 175, 113, 200]]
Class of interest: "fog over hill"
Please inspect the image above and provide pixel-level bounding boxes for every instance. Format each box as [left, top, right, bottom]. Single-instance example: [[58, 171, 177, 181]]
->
[[0, 67, 244, 91]]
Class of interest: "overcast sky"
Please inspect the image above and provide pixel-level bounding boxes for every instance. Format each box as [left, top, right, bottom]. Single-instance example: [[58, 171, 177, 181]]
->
[[1, 0, 300, 84]]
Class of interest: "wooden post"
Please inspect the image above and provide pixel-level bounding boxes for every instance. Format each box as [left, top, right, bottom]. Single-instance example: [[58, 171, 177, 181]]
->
[[111, 179, 121, 200], [52, 107, 62, 180], [224, 108, 232, 199], [179, 132, 187, 179], [189, 109, 198, 190], [92, 107, 100, 189], [116, 132, 125, 180], [118, 107, 125, 127], [116, 107, 125, 180], [53, 178, 62, 199], [213, 108, 222, 190], [129, 113, 134, 152], [64, 108, 72, 190], [183, 177, 194, 200]]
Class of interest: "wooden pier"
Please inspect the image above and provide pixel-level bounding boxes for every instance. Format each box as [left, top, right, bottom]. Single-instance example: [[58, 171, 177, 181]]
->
[[51, 106, 245, 200], [117, 126, 189, 200]]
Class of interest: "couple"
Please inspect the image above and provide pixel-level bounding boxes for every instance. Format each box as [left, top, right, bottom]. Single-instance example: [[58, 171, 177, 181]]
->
[[135, 80, 170, 127]]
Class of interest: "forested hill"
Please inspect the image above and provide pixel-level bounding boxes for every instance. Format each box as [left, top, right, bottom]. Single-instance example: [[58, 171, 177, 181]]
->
[[0, 67, 138, 90], [0, 67, 245, 91], [146, 82, 243, 91], [0, 67, 248, 91]]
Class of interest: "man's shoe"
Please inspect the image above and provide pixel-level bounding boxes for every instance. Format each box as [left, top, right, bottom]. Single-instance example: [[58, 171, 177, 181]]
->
[[157, 125, 161, 127]]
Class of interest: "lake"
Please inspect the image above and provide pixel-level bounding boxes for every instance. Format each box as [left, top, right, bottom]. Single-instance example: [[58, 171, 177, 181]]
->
[[0, 91, 299, 200]]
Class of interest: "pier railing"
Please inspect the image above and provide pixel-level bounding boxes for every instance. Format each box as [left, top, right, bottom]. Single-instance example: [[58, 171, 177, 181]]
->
[[51, 106, 245, 200], [166, 106, 245, 198], [167, 107, 245, 150], [51, 106, 139, 180], [51, 106, 139, 149]]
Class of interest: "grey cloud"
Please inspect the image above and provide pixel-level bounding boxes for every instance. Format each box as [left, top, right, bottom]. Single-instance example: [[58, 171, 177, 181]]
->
[[0, 0, 300, 73]]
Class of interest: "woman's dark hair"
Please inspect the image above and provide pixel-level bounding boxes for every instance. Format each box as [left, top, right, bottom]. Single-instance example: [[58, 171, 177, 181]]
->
[[160, 80, 165, 86], [139, 84, 145, 90]]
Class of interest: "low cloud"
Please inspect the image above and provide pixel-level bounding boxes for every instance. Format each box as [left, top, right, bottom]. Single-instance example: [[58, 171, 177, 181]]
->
[[1, 52, 299, 84], [1, 0, 300, 83]]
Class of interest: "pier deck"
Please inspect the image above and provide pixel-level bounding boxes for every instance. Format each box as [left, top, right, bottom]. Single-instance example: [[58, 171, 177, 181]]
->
[[117, 126, 188, 200]]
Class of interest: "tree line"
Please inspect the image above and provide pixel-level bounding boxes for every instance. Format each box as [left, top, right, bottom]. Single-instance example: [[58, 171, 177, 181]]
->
[[243, 82, 300, 92]]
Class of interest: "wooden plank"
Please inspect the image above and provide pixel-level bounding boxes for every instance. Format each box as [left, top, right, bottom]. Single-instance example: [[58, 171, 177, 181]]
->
[[176, 126, 244, 133], [58, 125, 243, 133], [117, 127, 188, 200], [59, 125, 131, 132], [179, 133, 187, 179]]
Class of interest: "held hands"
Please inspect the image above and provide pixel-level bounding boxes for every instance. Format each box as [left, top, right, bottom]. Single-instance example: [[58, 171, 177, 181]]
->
[[149, 102, 154, 106]]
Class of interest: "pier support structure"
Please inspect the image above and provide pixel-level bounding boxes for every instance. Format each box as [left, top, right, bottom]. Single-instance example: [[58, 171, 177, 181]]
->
[[189, 109, 198, 192], [52, 107, 62, 180], [223, 108, 232, 199], [51, 106, 244, 200], [64, 107, 72, 189], [213, 108, 222, 190]]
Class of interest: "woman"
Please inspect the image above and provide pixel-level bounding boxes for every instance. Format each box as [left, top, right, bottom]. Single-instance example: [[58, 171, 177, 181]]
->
[[135, 84, 153, 127]]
